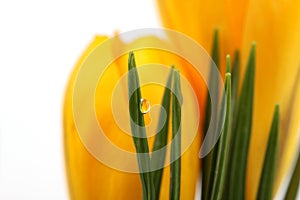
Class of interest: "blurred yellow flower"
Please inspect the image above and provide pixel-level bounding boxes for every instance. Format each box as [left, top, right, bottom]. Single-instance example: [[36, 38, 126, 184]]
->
[[157, 0, 300, 199], [63, 35, 203, 199]]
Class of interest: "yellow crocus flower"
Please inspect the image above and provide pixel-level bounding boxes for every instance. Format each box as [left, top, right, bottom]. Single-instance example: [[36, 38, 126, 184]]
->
[[64, 35, 202, 199], [157, 0, 300, 199]]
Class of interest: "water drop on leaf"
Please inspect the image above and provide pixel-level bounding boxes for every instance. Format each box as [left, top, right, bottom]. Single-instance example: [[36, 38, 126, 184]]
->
[[140, 98, 151, 114]]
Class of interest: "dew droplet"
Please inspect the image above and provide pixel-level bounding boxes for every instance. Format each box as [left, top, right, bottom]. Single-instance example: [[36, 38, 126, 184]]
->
[[140, 98, 151, 114]]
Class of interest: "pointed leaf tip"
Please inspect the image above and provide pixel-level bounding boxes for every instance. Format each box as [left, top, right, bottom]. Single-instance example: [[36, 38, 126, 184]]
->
[[151, 67, 173, 199], [226, 55, 231, 73], [210, 72, 231, 200], [257, 105, 280, 200], [228, 44, 255, 200], [128, 52, 155, 200], [170, 69, 182, 200], [284, 151, 300, 200]]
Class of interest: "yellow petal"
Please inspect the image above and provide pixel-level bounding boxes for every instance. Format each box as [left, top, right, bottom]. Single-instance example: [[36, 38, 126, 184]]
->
[[64, 36, 143, 199], [156, 0, 250, 72], [64, 35, 202, 199], [157, 0, 300, 199], [240, 1, 300, 199]]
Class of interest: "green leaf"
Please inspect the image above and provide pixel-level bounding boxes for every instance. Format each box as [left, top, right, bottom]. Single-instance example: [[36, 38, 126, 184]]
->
[[151, 67, 174, 200], [210, 65, 232, 200], [222, 51, 241, 200], [128, 52, 155, 200], [207, 55, 230, 199], [230, 50, 240, 133], [226, 55, 231, 73], [284, 151, 300, 200], [202, 29, 220, 200], [231, 50, 240, 112], [170, 69, 182, 200], [228, 43, 256, 200], [257, 105, 280, 200]]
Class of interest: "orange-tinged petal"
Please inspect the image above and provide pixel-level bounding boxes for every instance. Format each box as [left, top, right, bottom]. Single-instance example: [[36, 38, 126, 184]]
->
[[64, 35, 202, 199], [157, 0, 300, 199], [240, 1, 300, 199], [156, 0, 250, 72], [64, 36, 143, 199]]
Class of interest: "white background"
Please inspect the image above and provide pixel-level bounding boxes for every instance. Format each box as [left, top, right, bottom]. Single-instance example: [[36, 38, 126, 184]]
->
[[0, 0, 161, 199]]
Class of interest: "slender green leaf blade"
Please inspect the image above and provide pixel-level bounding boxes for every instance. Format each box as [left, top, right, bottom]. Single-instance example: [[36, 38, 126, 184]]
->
[[211, 71, 232, 200], [231, 50, 240, 111], [284, 151, 300, 200], [207, 55, 230, 199], [226, 55, 231, 73], [257, 105, 280, 200], [128, 52, 155, 200], [222, 51, 240, 200], [202, 29, 220, 200], [170, 69, 182, 200], [151, 67, 173, 200], [228, 43, 256, 200]]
